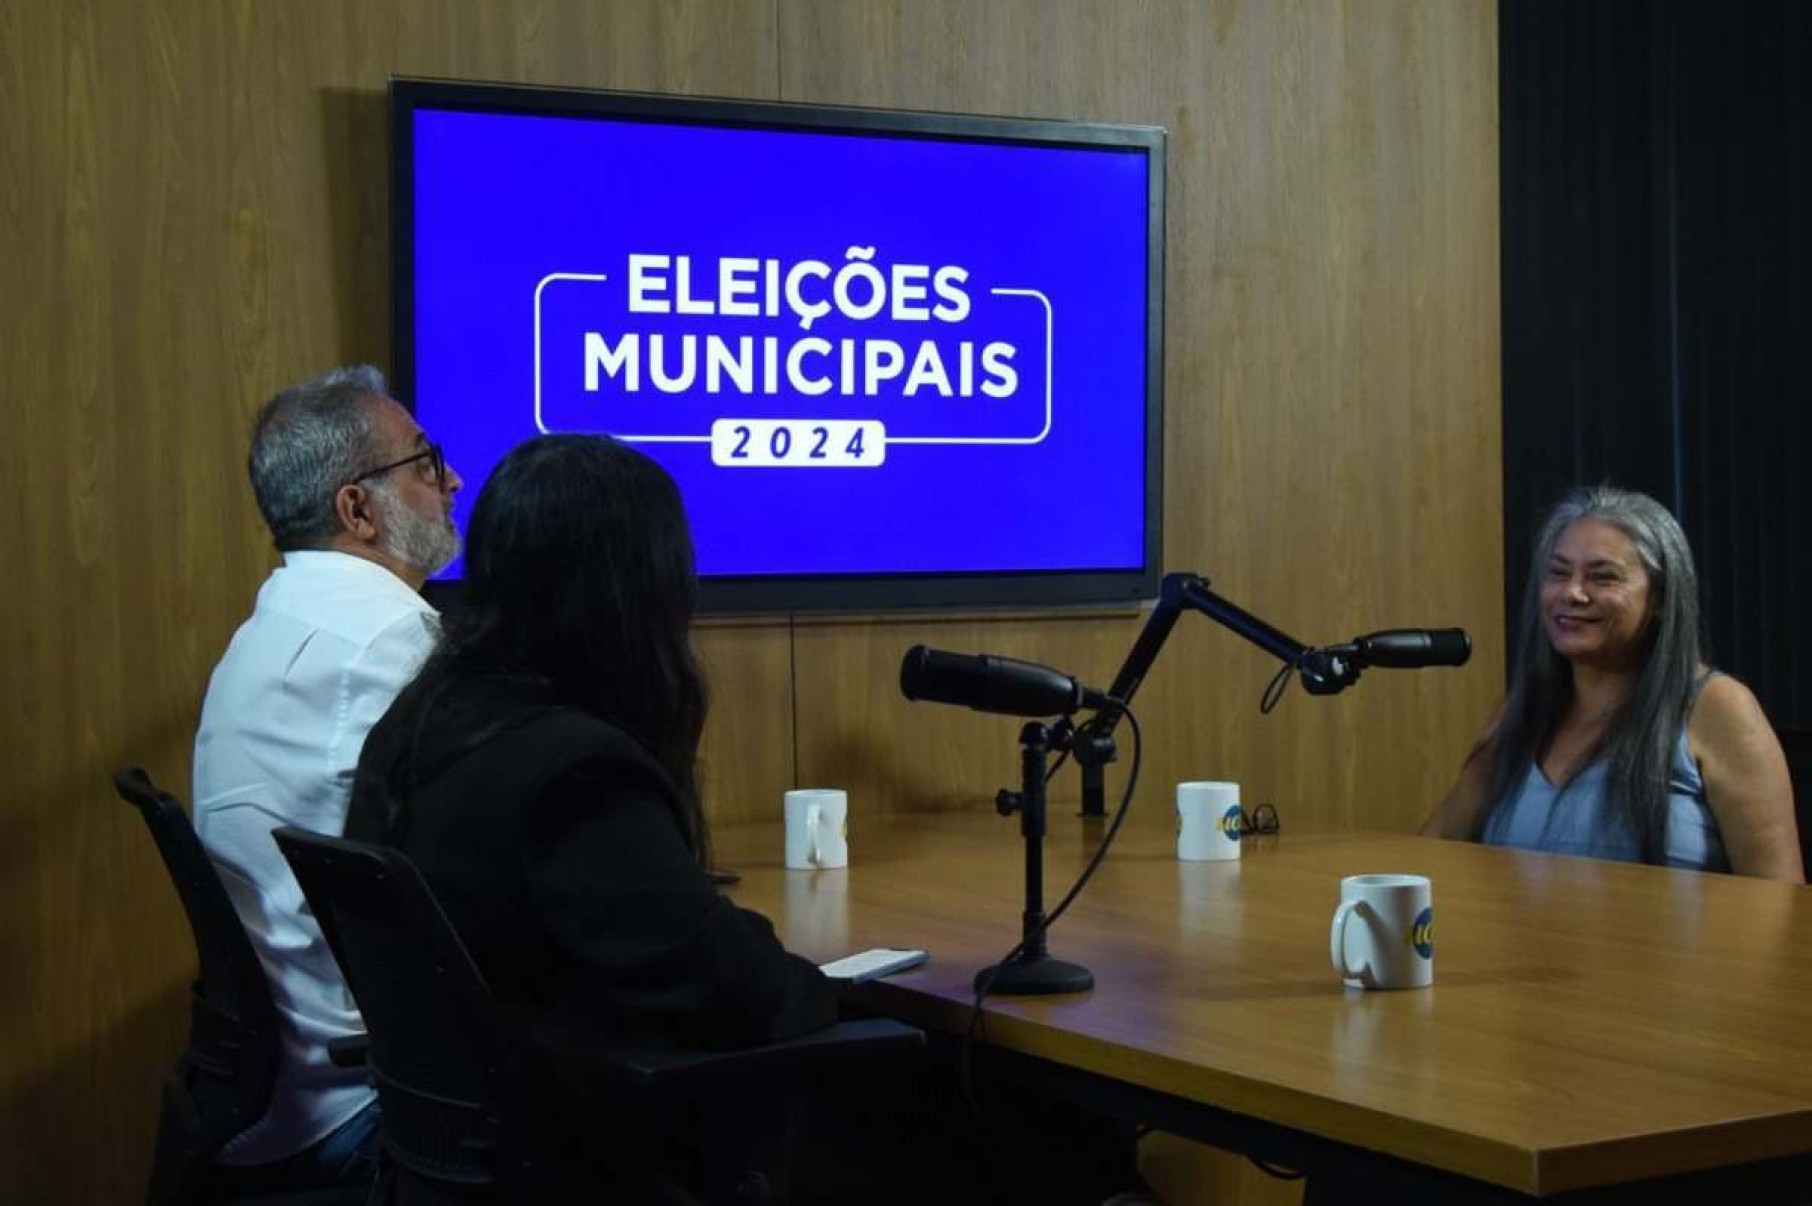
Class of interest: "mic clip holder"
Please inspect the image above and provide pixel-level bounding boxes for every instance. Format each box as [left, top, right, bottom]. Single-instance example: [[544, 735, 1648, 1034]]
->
[[1296, 648, 1361, 695], [981, 720, 1094, 995], [1051, 712, 1119, 818]]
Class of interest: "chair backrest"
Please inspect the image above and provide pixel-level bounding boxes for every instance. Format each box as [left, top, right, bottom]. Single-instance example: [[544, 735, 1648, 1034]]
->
[[274, 827, 925, 1205], [271, 826, 520, 1194], [1777, 727, 1812, 880], [115, 767, 282, 1206]]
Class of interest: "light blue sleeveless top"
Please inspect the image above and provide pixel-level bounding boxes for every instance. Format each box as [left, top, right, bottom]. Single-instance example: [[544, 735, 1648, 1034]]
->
[[1481, 728, 1731, 872]]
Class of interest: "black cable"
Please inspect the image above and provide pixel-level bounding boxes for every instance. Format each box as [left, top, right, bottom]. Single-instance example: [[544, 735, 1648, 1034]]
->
[[1057, 644, 1300, 789], [1247, 1156, 1307, 1181], [1260, 650, 1307, 714]]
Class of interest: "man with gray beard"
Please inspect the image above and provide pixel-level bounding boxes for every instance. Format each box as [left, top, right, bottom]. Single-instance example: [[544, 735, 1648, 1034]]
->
[[191, 365, 462, 1193]]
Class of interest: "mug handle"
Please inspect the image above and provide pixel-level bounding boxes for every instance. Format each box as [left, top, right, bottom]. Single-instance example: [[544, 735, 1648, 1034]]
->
[[1330, 899, 1370, 980], [807, 803, 823, 866]]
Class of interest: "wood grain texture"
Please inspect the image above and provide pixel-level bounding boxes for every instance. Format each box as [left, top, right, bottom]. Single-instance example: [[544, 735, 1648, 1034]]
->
[[1, 2, 1496, 1201], [782, 0, 1504, 836], [1140, 1132, 1305, 1206], [717, 814, 1812, 1195], [693, 621, 796, 826]]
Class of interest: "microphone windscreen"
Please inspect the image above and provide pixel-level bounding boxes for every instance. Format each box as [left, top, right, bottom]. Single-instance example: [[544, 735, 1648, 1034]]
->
[[900, 645, 989, 704], [1353, 628, 1473, 668], [900, 646, 1093, 717], [900, 645, 932, 699], [1428, 628, 1472, 666]]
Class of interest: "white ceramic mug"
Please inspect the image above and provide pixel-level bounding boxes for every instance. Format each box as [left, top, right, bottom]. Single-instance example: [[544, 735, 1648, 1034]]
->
[[784, 789, 849, 870], [1330, 874, 1434, 989], [782, 863, 849, 950], [1176, 781, 1242, 861]]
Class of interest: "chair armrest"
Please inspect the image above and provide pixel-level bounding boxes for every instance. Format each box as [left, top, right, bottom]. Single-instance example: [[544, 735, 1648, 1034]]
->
[[327, 1033, 370, 1068], [578, 1018, 925, 1091]]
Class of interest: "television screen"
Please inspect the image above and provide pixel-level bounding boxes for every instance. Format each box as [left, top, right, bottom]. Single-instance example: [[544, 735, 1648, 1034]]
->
[[392, 78, 1165, 612]]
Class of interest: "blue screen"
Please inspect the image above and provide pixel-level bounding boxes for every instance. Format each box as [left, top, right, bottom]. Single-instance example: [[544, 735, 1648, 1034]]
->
[[406, 102, 1156, 594]]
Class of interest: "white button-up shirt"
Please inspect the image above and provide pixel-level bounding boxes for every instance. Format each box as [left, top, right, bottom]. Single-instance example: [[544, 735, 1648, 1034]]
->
[[193, 550, 438, 1163]]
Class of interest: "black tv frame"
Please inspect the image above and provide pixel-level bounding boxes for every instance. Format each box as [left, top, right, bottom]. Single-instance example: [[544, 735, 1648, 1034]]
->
[[391, 76, 1166, 614]]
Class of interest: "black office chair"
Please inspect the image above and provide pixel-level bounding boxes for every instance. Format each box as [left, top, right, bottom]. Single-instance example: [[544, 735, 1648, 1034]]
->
[[271, 825, 924, 1205], [1777, 727, 1812, 880], [114, 767, 368, 1206]]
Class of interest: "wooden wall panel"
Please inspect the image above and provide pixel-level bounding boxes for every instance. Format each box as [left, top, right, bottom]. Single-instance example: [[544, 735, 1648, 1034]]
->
[[0, 3, 781, 1199], [693, 620, 795, 826], [0, 1, 1497, 1201], [781, 1, 1504, 836]]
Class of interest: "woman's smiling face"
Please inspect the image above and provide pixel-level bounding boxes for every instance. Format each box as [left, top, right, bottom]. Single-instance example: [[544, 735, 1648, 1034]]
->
[[1541, 518, 1655, 672]]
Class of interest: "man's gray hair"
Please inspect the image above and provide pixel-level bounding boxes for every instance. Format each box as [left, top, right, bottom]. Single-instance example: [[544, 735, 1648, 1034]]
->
[[248, 365, 390, 550]]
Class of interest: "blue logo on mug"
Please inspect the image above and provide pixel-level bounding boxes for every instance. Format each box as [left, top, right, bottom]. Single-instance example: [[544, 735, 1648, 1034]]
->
[[1220, 804, 1242, 842], [1409, 906, 1434, 959]]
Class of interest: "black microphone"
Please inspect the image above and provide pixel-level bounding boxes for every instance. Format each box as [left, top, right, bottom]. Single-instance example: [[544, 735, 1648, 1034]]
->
[[900, 646, 1111, 718], [1334, 628, 1473, 668]]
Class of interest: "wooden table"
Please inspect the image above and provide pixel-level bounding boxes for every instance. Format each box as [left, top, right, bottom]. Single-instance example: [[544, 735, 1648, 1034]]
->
[[715, 811, 1812, 1201]]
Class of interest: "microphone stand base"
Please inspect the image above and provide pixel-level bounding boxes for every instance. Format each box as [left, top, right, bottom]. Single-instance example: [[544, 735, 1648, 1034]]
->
[[976, 953, 1094, 996]]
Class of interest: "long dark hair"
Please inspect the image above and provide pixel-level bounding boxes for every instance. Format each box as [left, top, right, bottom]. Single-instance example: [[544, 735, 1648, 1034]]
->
[[375, 434, 709, 857], [1479, 486, 1704, 863]]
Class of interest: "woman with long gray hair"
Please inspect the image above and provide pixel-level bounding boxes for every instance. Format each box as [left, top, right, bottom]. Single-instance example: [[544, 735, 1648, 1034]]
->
[[1423, 486, 1801, 880]]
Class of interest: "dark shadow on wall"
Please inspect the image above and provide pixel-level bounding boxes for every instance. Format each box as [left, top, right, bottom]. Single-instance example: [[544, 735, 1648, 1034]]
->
[[0, 974, 188, 1203], [319, 87, 394, 377], [0, 720, 193, 1055]]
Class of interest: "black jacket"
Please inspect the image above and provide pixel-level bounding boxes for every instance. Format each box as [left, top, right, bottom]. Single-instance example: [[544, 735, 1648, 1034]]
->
[[346, 679, 837, 1051]]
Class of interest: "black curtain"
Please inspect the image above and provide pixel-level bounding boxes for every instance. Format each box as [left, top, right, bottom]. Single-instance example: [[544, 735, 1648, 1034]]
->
[[1500, 0, 1811, 726]]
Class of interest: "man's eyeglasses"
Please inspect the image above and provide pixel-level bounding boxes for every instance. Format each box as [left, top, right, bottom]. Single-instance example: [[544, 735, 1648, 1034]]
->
[[1240, 803, 1281, 836], [346, 443, 446, 492]]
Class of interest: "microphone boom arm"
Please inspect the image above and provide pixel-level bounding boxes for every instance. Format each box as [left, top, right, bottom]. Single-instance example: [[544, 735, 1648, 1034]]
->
[[1064, 571, 1355, 817]]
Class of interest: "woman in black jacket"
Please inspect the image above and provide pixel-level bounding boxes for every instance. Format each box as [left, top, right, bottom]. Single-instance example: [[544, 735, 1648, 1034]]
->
[[348, 432, 835, 1046], [345, 434, 837, 1197]]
